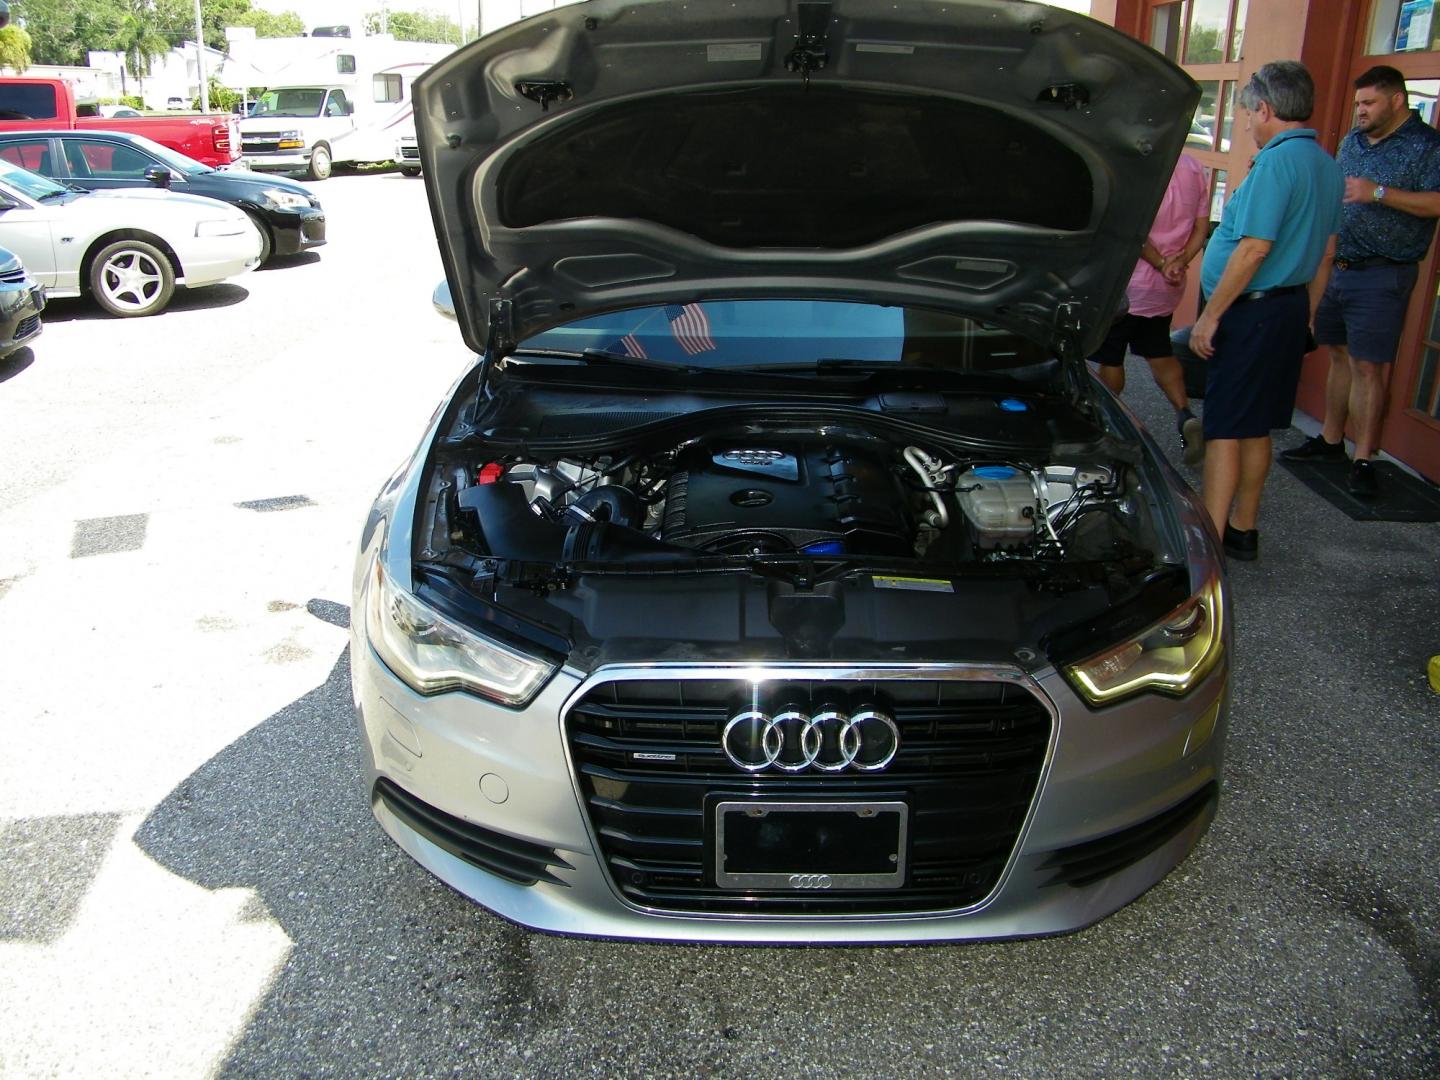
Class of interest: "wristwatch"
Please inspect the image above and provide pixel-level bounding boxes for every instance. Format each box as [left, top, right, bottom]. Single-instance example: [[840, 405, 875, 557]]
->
[[1374, 184, 1387, 203]]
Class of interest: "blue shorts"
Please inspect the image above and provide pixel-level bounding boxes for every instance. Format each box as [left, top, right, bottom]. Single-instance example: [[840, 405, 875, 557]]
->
[[1203, 288, 1310, 440], [1312, 262, 1419, 364]]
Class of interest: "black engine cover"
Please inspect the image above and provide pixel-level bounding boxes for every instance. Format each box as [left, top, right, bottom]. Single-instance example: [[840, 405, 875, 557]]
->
[[660, 444, 911, 555]]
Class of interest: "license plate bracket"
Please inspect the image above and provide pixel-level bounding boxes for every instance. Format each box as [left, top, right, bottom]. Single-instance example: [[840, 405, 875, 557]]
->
[[713, 799, 907, 890]]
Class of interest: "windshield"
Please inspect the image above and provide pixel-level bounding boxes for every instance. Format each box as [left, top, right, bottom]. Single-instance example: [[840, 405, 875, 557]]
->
[[253, 89, 327, 118], [122, 133, 209, 174], [0, 157, 70, 200], [518, 301, 1052, 374]]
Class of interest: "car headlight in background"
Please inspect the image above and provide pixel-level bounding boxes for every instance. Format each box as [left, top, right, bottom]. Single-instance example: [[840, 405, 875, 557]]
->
[[261, 187, 311, 210], [1064, 576, 1224, 705], [366, 561, 555, 705], [195, 218, 248, 237], [277, 131, 305, 150]]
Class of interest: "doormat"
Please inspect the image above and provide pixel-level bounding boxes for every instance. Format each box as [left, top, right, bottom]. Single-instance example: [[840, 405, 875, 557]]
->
[[1278, 457, 1440, 522]]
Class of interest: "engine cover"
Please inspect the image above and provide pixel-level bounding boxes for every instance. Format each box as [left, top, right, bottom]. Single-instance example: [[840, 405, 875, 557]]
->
[[660, 444, 911, 555]]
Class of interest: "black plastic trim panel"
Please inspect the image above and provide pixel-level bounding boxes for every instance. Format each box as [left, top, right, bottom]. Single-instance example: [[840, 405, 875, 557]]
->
[[374, 778, 572, 887], [1038, 782, 1218, 888]]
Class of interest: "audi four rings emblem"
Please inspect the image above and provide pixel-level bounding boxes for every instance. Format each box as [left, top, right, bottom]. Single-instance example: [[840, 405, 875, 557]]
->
[[722, 706, 901, 773]]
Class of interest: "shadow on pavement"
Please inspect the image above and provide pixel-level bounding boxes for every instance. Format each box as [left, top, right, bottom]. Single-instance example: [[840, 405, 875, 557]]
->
[[256, 252, 322, 272], [0, 345, 35, 383], [40, 284, 250, 323]]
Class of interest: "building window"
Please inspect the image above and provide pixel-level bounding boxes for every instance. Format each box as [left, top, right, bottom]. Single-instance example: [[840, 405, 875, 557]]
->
[[374, 74, 402, 103], [1149, 0, 1248, 65]]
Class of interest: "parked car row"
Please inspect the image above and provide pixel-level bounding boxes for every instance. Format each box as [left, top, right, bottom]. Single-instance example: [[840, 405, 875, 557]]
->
[[0, 128, 328, 322]]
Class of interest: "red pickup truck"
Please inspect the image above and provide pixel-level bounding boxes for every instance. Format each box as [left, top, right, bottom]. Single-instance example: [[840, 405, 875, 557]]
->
[[0, 78, 239, 168]]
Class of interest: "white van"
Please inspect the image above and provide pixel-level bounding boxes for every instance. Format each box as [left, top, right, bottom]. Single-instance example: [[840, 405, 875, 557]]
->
[[236, 35, 451, 180]]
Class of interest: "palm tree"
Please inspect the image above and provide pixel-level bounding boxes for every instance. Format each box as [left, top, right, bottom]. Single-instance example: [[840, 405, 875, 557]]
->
[[114, 2, 168, 99]]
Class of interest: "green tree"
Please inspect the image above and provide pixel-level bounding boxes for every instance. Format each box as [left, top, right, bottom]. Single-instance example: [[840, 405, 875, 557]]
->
[[365, 9, 461, 44], [227, 8, 304, 39], [0, 25, 32, 71], [113, 1, 169, 94], [13, 0, 131, 66]]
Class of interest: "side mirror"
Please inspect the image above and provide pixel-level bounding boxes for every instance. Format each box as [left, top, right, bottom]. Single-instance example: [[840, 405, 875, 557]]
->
[[432, 280, 456, 321], [143, 165, 172, 188]]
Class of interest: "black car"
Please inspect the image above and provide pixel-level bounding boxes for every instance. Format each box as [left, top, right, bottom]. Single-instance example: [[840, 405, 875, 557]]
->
[[0, 130, 326, 264]]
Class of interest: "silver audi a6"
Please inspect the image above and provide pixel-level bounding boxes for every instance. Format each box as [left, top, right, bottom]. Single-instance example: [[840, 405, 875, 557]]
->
[[351, 0, 1229, 943]]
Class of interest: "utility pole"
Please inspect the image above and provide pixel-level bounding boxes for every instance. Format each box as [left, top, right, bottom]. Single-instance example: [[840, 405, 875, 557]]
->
[[193, 0, 209, 112]]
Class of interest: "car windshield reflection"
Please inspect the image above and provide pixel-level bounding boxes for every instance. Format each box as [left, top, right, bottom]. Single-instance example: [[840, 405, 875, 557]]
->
[[518, 300, 1052, 374]]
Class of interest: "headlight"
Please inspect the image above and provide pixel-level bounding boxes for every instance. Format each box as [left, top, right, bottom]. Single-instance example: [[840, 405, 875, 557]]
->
[[366, 561, 555, 706], [1063, 576, 1224, 705], [261, 187, 310, 210], [195, 218, 247, 237]]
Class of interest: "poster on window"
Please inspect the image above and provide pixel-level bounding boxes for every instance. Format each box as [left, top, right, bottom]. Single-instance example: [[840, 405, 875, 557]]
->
[[1397, 0, 1435, 52]]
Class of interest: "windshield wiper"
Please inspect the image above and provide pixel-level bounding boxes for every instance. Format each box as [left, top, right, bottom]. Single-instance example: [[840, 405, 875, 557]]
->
[[508, 347, 704, 375], [36, 189, 74, 201]]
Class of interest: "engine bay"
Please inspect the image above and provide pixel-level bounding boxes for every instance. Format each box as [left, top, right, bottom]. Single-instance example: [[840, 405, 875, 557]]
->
[[438, 431, 1149, 574]]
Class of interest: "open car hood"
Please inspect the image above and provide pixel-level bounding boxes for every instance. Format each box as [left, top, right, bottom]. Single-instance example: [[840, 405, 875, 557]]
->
[[415, 0, 1199, 364]]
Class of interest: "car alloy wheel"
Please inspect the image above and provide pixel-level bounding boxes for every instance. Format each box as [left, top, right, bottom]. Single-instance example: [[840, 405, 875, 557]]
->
[[89, 240, 175, 317]]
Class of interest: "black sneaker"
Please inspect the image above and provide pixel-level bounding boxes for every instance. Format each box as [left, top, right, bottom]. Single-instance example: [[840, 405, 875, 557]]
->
[[1348, 459, 1379, 499], [1223, 523, 1259, 562], [1280, 434, 1347, 462], [1180, 415, 1205, 466]]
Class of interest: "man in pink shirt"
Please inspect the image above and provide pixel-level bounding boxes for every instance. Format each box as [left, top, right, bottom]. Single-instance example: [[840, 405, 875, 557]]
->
[[1088, 153, 1211, 464]]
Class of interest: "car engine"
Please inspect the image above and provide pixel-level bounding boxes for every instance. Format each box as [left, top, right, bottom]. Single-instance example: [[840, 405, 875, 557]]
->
[[449, 435, 1136, 568]]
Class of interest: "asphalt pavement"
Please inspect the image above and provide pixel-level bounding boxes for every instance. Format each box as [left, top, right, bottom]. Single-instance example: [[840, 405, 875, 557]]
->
[[0, 169, 1436, 1080]]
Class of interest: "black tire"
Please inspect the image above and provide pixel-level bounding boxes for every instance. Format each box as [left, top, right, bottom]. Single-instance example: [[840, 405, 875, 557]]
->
[[307, 144, 332, 181], [400, 165, 421, 177], [88, 239, 175, 317], [246, 213, 274, 264]]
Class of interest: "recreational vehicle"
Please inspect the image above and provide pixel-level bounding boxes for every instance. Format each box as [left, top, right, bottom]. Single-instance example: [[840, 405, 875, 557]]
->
[[233, 34, 451, 180]]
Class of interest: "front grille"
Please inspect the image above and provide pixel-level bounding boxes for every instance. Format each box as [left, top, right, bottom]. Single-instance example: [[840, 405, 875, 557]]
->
[[242, 138, 281, 154], [0, 267, 27, 284], [566, 674, 1052, 915], [374, 778, 572, 887], [13, 314, 39, 341], [399, 146, 420, 161]]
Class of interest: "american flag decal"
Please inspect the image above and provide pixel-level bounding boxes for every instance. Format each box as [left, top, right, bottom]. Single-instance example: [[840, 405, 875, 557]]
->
[[665, 303, 716, 355]]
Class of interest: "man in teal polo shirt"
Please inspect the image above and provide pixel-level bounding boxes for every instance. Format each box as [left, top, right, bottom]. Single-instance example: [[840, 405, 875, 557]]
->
[[1189, 61, 1343, 561]]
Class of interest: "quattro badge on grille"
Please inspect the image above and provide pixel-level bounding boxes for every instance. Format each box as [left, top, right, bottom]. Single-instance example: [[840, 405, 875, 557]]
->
[[721, 705, 899, 773]]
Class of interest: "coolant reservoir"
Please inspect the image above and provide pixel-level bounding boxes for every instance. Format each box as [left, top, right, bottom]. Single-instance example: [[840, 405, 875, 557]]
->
[[955, 465, 1037, 548]]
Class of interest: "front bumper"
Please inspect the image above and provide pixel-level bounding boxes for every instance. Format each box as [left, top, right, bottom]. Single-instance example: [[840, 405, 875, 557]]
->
[[351, 634, 1228, 942], [0, 281, 44, 356], [238, 151, 311, 174], [176, 233, 263, 287], [267, 207, 328, 256]]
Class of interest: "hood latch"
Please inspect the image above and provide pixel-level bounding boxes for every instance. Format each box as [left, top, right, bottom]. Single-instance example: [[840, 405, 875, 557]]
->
[[515, 80, 574, 112], [784, 2, 832, 88]]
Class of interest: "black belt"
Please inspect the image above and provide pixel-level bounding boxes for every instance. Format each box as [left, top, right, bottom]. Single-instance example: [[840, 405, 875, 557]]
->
[[1233, 283, 1307, 303], [1334, 255, 1413, 271]]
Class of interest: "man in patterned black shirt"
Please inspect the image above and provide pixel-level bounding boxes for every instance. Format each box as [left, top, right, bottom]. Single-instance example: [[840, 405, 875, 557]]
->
[[1285, 65, 1440, 497]]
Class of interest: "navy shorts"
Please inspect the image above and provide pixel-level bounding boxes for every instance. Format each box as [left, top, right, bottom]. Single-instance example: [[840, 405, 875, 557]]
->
[[1312, 262, 1419, 364], [1203, 288, 1310, 440], [1088, 313, 1175, 366]]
